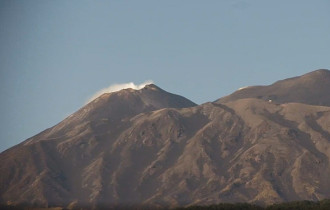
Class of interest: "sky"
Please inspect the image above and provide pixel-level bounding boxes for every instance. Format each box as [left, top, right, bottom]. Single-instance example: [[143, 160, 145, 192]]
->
[[1, 0, 329, 152]]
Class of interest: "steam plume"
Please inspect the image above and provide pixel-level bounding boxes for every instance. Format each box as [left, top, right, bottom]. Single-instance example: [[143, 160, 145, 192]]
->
[[86, 80, 153, 103]]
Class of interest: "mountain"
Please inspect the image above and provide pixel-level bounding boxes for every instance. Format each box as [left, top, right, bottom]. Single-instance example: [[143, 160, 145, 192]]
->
[[1, 70, 330, 209], [0, 84, 196, 208], [217, 69, 330, 106]]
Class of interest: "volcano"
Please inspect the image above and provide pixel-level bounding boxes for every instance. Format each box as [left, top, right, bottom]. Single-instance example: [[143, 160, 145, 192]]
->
[[1, 70, 330, 209]]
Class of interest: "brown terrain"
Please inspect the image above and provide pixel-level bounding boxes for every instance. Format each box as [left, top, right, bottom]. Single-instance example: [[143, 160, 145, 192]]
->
[[217, 69, 330, 106], [1, 69, 330, 209]]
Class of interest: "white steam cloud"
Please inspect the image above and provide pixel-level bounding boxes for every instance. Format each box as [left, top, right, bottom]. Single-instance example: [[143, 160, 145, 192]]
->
[[86, 80, 153, 104]]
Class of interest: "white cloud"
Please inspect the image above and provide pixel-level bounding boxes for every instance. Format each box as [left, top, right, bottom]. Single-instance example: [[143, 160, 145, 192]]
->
[[86, 80, 153, 104]]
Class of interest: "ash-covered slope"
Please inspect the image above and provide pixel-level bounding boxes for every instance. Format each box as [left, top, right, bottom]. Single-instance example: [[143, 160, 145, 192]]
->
[[1, 71, 330, 209], [217, 69, 330, 106]]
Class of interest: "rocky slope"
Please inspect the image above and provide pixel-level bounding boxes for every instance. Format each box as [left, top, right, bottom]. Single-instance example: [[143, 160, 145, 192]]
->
[[217, 69, 330, 106], [1, 70, 330, 209]]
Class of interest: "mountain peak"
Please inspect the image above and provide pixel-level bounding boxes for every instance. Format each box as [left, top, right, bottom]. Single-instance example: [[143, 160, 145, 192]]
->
[[301, 69, 330, 80], [32, 84, 196, 140], [100, 83, 161, 96], [217, 69, 330, 106], [141, 83, 161, 91], [308, 68, 330, 74]]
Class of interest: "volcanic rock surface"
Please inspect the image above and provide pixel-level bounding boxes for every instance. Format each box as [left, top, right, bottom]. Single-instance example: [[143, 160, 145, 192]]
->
[[1, 70, 330, 209]]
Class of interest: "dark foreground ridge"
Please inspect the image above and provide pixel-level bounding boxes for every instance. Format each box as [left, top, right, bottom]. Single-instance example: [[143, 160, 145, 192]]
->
[[1, 69, 330, 208], [1, 199, 330, 210], [176, 199, 330, 210]]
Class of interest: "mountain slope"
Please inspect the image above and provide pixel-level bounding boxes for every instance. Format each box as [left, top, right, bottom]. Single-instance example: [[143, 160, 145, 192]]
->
[[0, 84, 197, 207], [216, 69, 330, 106], [1, 71, 330, 209], [23, 84, 197, 145]]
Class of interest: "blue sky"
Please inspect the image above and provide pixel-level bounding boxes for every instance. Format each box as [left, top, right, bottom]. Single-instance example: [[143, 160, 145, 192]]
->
[[1, 0, 329, 152]]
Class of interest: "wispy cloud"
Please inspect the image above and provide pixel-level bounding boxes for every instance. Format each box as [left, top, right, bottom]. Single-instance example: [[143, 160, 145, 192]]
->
[[86, 80, 153, 104]]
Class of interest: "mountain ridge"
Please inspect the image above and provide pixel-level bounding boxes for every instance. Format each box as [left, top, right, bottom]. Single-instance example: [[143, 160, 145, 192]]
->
[[1, 69, 330, 209], [216, 69, 330, 106]]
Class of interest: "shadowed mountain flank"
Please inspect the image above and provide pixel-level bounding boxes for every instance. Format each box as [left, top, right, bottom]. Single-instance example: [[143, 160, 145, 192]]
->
[[1, 70, 330, 209], [217, 69, 330, 106]]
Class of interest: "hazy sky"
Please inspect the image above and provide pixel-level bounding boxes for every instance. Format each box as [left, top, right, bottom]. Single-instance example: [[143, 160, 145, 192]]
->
[[1, 0, 329, 152]]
